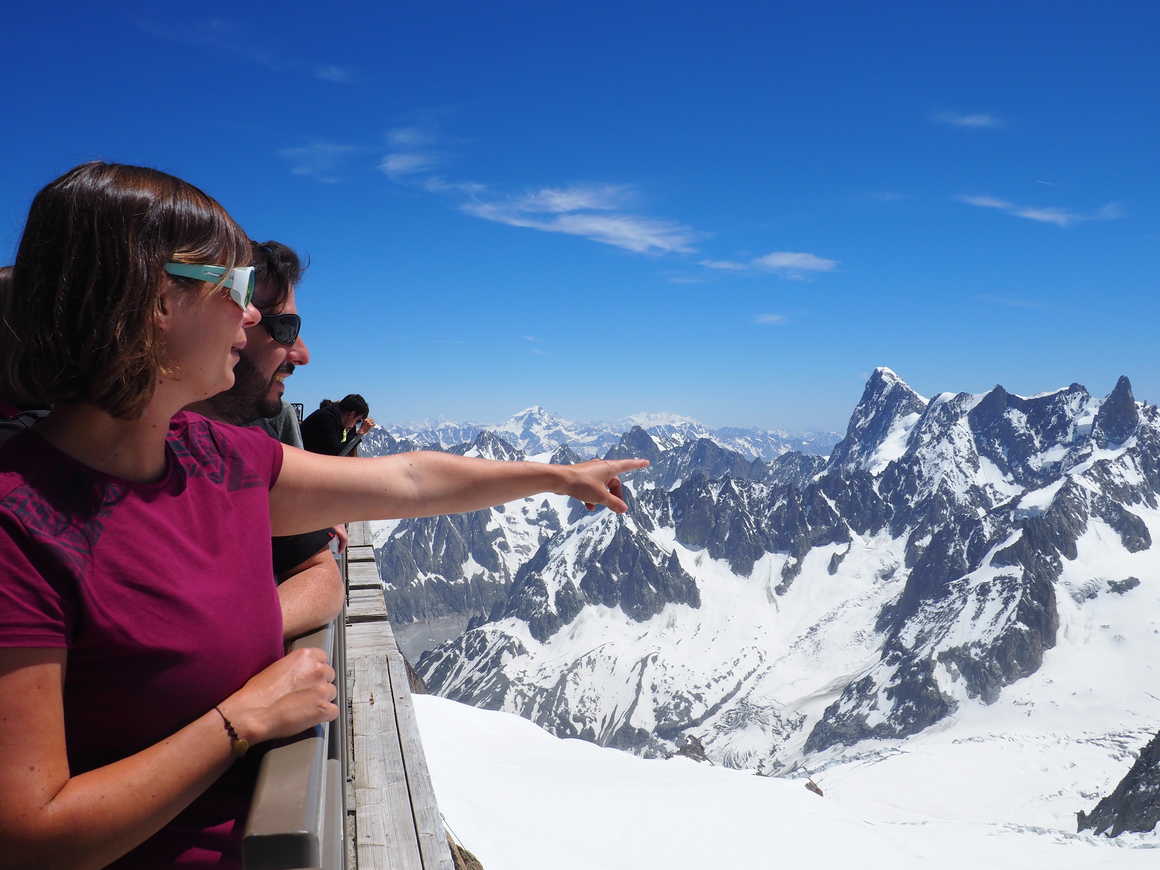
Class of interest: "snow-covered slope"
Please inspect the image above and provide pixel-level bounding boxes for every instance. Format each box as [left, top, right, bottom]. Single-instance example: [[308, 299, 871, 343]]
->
[[418, 369, 1160, 776], [416, 694, 1160, 869]]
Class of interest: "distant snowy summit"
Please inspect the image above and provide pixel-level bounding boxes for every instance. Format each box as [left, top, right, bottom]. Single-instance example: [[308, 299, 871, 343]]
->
[[362, 404, 839, 460]]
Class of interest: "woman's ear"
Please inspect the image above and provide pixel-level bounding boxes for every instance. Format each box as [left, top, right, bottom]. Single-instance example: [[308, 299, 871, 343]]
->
[[155, 278, 177, 326]]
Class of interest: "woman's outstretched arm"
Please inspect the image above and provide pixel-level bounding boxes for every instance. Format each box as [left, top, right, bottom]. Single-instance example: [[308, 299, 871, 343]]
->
[[268, 447, 649, 537], [0, 647, 337, 870]]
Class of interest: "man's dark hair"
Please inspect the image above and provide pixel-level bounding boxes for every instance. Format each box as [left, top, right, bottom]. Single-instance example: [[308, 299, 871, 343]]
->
[[251, 240, 304, 312], [337, 394, 369, 418]]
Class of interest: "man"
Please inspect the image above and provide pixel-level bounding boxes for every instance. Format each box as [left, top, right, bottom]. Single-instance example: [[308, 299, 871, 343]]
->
[[301, 393, 374, 456], [189, 240, 344, 641]]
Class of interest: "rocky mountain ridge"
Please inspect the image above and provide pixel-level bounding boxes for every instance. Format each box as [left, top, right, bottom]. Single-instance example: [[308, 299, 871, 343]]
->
[[412, 369, 1160, 775], [364, 404, 840, 461]]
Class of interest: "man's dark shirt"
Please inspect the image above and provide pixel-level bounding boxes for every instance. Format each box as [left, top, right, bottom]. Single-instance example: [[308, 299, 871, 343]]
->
[[271, 528, 333, 577]]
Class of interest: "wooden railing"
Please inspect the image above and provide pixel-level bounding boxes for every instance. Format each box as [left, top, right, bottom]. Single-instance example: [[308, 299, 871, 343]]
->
[[344, 523, 453, 870], [243, 523, 453, 870]]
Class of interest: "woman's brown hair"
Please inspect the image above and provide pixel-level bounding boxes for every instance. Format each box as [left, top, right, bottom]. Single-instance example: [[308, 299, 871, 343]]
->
[[0, 162, 250, 419]]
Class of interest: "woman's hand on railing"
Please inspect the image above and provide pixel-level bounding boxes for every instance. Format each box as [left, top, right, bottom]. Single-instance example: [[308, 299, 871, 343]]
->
[[553, 458, 650, 513], [220, 647, 338, 744]]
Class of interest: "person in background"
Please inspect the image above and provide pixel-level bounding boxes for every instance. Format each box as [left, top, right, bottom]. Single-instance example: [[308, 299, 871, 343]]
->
[[188, 240, 344, 641], [0, 160, 644, 869], [301, 393, 374, 456], [0, 267, 49, 442]]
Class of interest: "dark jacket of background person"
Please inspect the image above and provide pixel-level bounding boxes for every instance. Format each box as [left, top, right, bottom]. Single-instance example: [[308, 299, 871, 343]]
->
[[0, 401, 49, 447], [301, 401, 362, 456]]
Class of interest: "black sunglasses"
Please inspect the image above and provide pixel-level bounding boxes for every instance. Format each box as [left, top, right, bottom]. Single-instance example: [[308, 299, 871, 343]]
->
[[260, 313, 302, 346]]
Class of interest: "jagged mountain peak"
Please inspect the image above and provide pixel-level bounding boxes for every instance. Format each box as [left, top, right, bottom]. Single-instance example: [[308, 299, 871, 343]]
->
[[604, 425, 663, 464], [1093, 376, 1139, 448], [549, 444, 582, 465], [870, 365, 905, 384], [828, 367, 929, 472], [459, 430, 524, 462], [866, 366, 925, 401], [508, 404, 555, 422], [623, 411, 702, 428]]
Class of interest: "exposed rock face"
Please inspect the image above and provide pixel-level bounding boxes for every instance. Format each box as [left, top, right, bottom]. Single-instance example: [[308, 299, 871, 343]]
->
[[373, 426, 804, 628], [646, 438, 765, 491], [1093, 376, 1140, 448], [359, 428, 430, 456], [764, 451, 826, 489], [451, 429, 525, 461], [1078, 730, 1160, 836], [412, 371, 1158, 765], [373, 432, 566, 623], [827, 367, 927, 472], [375, 510, 511, 623], [550, 445, 581, 465], [491, 510, 700, 643], [604, 425, 663, 465]]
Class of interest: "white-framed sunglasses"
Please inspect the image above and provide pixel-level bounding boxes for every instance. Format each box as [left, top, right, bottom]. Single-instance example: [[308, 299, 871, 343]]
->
[[163, 262, 256, 310]]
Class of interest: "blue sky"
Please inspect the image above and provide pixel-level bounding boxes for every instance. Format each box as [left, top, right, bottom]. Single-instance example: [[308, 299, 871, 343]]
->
[[2, 1, 1157, 432]]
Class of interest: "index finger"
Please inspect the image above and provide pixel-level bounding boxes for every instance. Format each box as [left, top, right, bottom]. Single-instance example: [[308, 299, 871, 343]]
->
[[606, 458, 650, 473]]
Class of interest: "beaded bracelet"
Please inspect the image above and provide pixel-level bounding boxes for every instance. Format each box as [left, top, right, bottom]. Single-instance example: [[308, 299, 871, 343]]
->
[[214, 706, 250, 759]]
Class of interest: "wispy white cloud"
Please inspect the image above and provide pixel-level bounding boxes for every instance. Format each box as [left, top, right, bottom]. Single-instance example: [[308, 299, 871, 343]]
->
[[697, 251, 839, 278], [420, 176, 487, 195], [388, 126, 437, 147], [1012, 206, 1076, 227], [523, 335, 542, 343], [463, 201, 698, 254], [278, 142, 361, 183], [378, 126, 695, 255], [136, 15, 281, 68], [1094, 202, 1125, 221], [957, 194, 1123, 227], [380, 152, 439, 178], [699, 259, 748, 271], [958, 195, 1013, 211], [755, 251, 838, 273], [511, 184, 631, 213], [754, 313, 787, 325], [315, 64, 354, 83], [933, 111, 1003, 128]]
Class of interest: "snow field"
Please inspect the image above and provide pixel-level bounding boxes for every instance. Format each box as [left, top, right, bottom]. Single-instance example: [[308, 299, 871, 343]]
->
[[415, 695, 1159, 870]]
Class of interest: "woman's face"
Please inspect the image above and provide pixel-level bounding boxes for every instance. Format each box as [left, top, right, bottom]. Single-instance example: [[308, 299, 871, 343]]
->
[[162, 280, 261, 403]]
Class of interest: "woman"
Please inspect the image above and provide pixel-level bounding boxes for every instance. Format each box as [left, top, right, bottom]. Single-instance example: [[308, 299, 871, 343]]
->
[[0, 162, 644, 869]]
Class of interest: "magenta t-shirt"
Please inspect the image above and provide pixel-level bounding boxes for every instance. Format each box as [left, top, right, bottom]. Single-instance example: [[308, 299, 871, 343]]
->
[[0, 411, 286, 868]]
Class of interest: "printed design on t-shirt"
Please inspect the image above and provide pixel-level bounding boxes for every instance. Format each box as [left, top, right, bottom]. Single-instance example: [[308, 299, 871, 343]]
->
[[171, 418, 266, 492], [2, 480, 112, 577]]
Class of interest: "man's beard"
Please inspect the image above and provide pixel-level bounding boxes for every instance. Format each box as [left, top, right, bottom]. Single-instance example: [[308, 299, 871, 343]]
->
[[205, 354, 289, 424]]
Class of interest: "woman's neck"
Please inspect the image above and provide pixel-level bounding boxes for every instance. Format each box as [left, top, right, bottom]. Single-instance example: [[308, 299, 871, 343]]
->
[[36, 401, 179, 483]]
